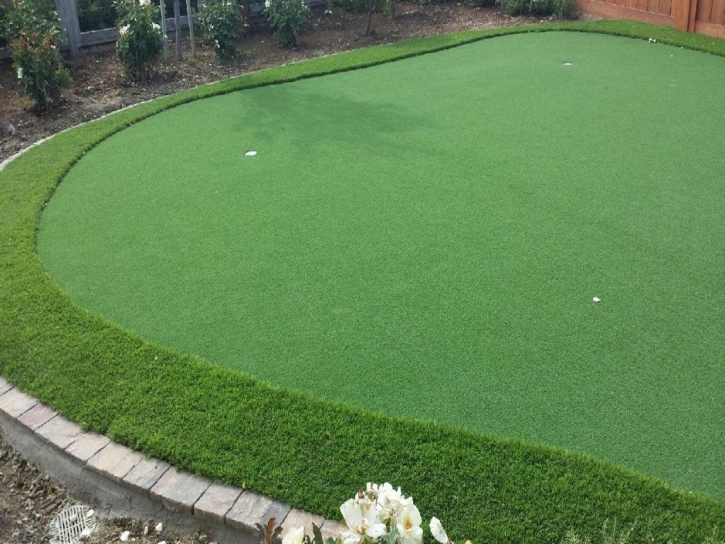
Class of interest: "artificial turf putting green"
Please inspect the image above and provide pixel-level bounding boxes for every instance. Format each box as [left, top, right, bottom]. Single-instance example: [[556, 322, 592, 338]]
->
[[38, 31, 725, 503]]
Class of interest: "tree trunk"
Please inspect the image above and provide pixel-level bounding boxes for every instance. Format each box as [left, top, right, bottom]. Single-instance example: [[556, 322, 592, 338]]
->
[[365, 1, 375, 35]]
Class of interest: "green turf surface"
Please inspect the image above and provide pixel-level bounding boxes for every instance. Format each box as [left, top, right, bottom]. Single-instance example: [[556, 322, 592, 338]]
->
[[37, 31, 725, 502], [3, 22, 725, 543]]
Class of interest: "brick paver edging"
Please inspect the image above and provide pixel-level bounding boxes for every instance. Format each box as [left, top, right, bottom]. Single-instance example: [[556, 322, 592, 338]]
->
[[0, 376, 346, 541]]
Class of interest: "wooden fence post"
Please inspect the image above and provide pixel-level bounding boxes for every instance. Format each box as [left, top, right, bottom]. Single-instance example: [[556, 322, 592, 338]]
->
[[673, 0, 695, 30], [55, 0, 81, 56], [686, 0, 699, 32], [160, 0, 169, 62]]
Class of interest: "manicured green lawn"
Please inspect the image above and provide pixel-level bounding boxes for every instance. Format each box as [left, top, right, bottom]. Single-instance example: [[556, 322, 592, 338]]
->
[[3, 21, 725, 543], [38, 31, 725, 502]]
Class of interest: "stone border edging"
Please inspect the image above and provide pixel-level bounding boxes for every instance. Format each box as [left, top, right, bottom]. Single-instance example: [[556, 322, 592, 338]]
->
[[0, 376, 346, 542]]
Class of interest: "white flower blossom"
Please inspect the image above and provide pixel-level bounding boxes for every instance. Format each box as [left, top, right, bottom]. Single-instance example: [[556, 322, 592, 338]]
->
[[152, 22, 161, 31], [378, 482, 409, 516], [340, 497, 387, 542], [138, 0, 151, 5], [430, 518, 449, 544], [17, 67, 23, 79], [282, 526, 305, 544], [119, 24, 130, 35], [396, 504, 423, 544], [341, 532, 362, 544]]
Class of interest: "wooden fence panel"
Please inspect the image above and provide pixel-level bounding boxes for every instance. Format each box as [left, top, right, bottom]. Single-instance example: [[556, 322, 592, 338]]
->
[[709, 0, 725, 25], [658, 0, 672, 17], [577, 0, 725, 37], [576, 0, 676, 25], [55, 0, 81, 55], [697, 0, 714, 22]]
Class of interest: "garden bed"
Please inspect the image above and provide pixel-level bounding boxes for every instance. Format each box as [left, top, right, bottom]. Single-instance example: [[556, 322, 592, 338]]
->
[[0, 2, 542, 163]]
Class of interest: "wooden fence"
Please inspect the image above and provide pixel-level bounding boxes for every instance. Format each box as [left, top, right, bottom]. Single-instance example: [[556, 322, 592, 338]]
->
[[577, 0, 725, 37], [0, 0, 324, 59]]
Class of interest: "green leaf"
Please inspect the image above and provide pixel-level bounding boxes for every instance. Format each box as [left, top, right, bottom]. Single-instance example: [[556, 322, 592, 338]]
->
[[313, 523, 324, 544]]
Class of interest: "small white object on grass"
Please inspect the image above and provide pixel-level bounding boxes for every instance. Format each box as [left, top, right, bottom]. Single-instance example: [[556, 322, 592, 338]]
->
[[156, 522, 164, 533], [593, 297, 601, 303], [245, 150, 257, 157], [120, 531, 130, 542], [563, 61, 572, 66]]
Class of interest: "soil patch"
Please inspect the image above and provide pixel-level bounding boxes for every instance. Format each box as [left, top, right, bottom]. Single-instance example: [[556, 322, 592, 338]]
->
[[0, 428, 217, 543]]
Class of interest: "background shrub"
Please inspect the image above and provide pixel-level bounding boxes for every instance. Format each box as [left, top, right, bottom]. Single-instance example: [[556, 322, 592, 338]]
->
[[335, 0, 394, 34], [77, 0, 118, 31], [115, 0, 164, 81], [198, 0, 246, 60], [264, 0, 308, 48], [3, 0, 72, 111], [0, 0, 12, 47], [498, 0, 576, 17]]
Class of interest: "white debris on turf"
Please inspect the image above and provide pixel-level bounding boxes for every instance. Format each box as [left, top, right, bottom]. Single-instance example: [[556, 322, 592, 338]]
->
[[245, 150, 257, 157], [593, 297, 601, 303]]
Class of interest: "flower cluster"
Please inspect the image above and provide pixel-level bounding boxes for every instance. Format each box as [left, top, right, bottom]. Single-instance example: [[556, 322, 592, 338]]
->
[[283, 483, 455, 544], [115, 0, 164, 81], [197, 0, 246, 61]]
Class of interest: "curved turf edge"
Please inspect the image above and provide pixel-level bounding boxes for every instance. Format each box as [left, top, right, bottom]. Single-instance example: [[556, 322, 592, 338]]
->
[[1, 21, 724, 543]]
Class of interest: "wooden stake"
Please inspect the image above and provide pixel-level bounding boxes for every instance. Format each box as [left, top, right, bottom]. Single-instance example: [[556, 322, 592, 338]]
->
[[160, 0, 169, 62], [174, 0, 183, 60], [186, 0, 196, 56]]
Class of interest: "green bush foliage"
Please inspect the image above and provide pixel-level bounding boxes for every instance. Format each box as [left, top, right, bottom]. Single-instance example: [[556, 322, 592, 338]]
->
[[77, 0, 117, 31], [498, 0, 576, 18], [0, 0, 12, 46], [198, 0, 246, 60], [115, 0, 164, 81], [3, 0, 71, 111], [264, 0, 308, 48]]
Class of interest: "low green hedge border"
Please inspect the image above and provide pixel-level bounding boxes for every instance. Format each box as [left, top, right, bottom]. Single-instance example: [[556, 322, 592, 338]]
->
[[2, 20, 724, 543]]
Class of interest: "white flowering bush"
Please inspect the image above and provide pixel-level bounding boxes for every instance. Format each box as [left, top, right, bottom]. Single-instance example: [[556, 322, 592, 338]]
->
[[264, 0, 308, 48], [197, 0, 245, 61], [283, 483, 459, 544], [3, 0, 71, 111], [115, 0, 164, 81]]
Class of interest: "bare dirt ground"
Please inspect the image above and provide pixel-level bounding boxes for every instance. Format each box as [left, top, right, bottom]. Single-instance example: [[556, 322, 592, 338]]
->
[[0, 428, 219, 543], [0, 2, 547, 163]]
